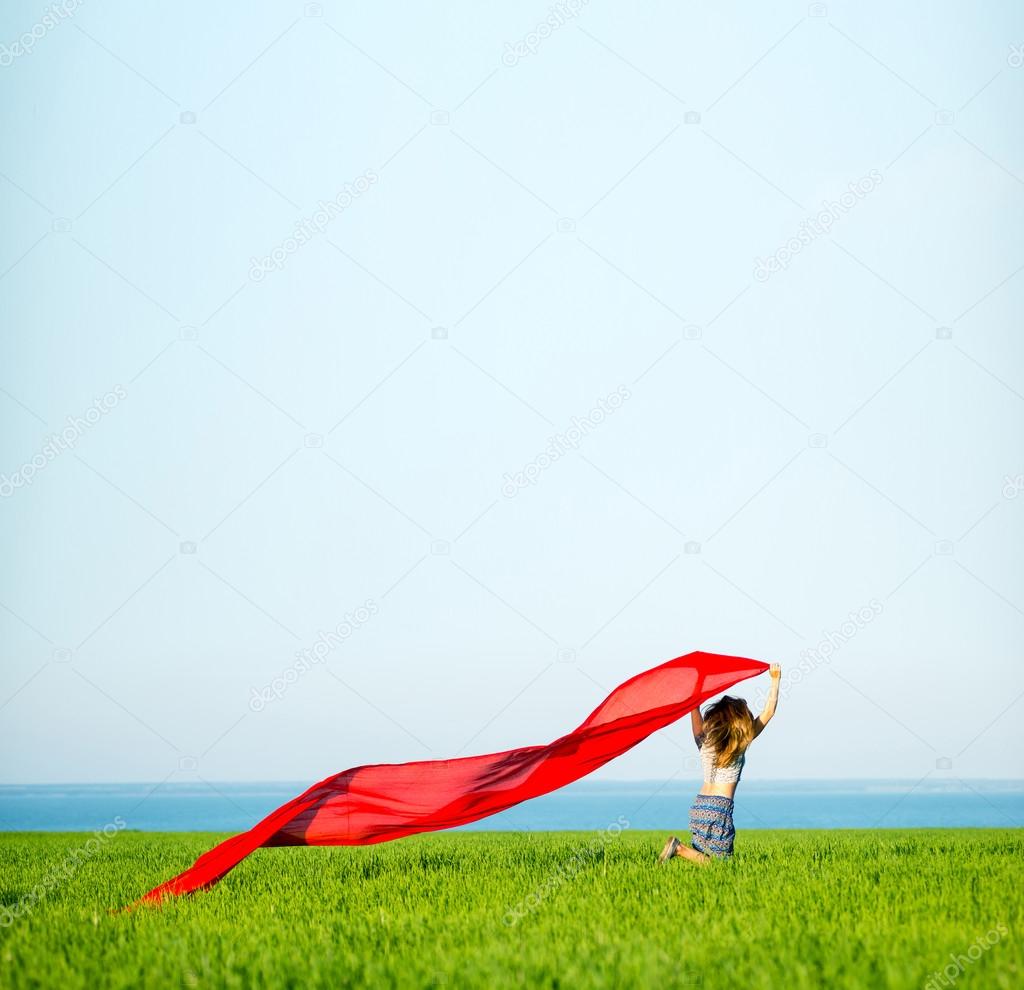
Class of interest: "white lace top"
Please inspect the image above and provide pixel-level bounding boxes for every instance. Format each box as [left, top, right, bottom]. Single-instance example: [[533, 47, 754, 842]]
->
[[697, 735, 745, 784]]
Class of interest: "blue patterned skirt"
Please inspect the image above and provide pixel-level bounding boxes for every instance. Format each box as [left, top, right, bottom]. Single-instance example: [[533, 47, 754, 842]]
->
[[688, 794, 735, 857]]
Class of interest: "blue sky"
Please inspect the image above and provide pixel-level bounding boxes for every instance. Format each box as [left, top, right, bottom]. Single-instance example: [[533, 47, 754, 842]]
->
[[1, 0, 1022, 786]]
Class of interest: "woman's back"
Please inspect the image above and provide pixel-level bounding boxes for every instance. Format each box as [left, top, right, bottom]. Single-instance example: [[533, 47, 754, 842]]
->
[[698, 737, 745, 785]]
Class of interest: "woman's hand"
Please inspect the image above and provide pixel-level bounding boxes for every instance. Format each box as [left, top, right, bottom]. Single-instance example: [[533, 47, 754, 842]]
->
[[769, 662, 781, 680]]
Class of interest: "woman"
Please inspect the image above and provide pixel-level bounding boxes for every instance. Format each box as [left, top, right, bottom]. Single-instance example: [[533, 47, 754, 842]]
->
[[659, 662, 781, 864]]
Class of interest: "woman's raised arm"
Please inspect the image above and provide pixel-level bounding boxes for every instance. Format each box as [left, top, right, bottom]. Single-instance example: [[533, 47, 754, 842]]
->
[[691, 708, 704, 747], [753, 663, 782, 737]]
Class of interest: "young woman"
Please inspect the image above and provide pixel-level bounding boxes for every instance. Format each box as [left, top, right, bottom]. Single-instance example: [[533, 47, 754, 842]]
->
[[659, 662, 781, 864]]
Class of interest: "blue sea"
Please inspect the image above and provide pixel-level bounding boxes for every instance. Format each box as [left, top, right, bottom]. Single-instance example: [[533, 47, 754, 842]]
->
[[1, 780, 1021, 832]]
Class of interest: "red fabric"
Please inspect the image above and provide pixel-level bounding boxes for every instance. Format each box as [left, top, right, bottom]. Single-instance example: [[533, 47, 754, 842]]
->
[[135, 651, 766, 903]]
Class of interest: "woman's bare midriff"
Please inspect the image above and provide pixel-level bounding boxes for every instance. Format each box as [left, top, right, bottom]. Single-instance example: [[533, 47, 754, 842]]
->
[[699, 781, 738, 799]]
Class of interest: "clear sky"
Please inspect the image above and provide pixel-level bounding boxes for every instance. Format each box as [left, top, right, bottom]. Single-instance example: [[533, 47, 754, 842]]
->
[[1, 0, 1022, 786]]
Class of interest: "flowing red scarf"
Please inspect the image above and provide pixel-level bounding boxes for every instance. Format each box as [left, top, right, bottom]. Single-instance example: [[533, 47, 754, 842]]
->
[[135, 651, 766, 903]]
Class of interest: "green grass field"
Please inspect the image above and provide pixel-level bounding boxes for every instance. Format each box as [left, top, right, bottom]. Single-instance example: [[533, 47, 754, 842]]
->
[[1, 830, 1020, 989]]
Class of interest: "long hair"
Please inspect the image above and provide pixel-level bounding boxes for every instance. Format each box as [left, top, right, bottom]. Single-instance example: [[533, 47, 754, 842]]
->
[[701, 695, 755, 767]]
